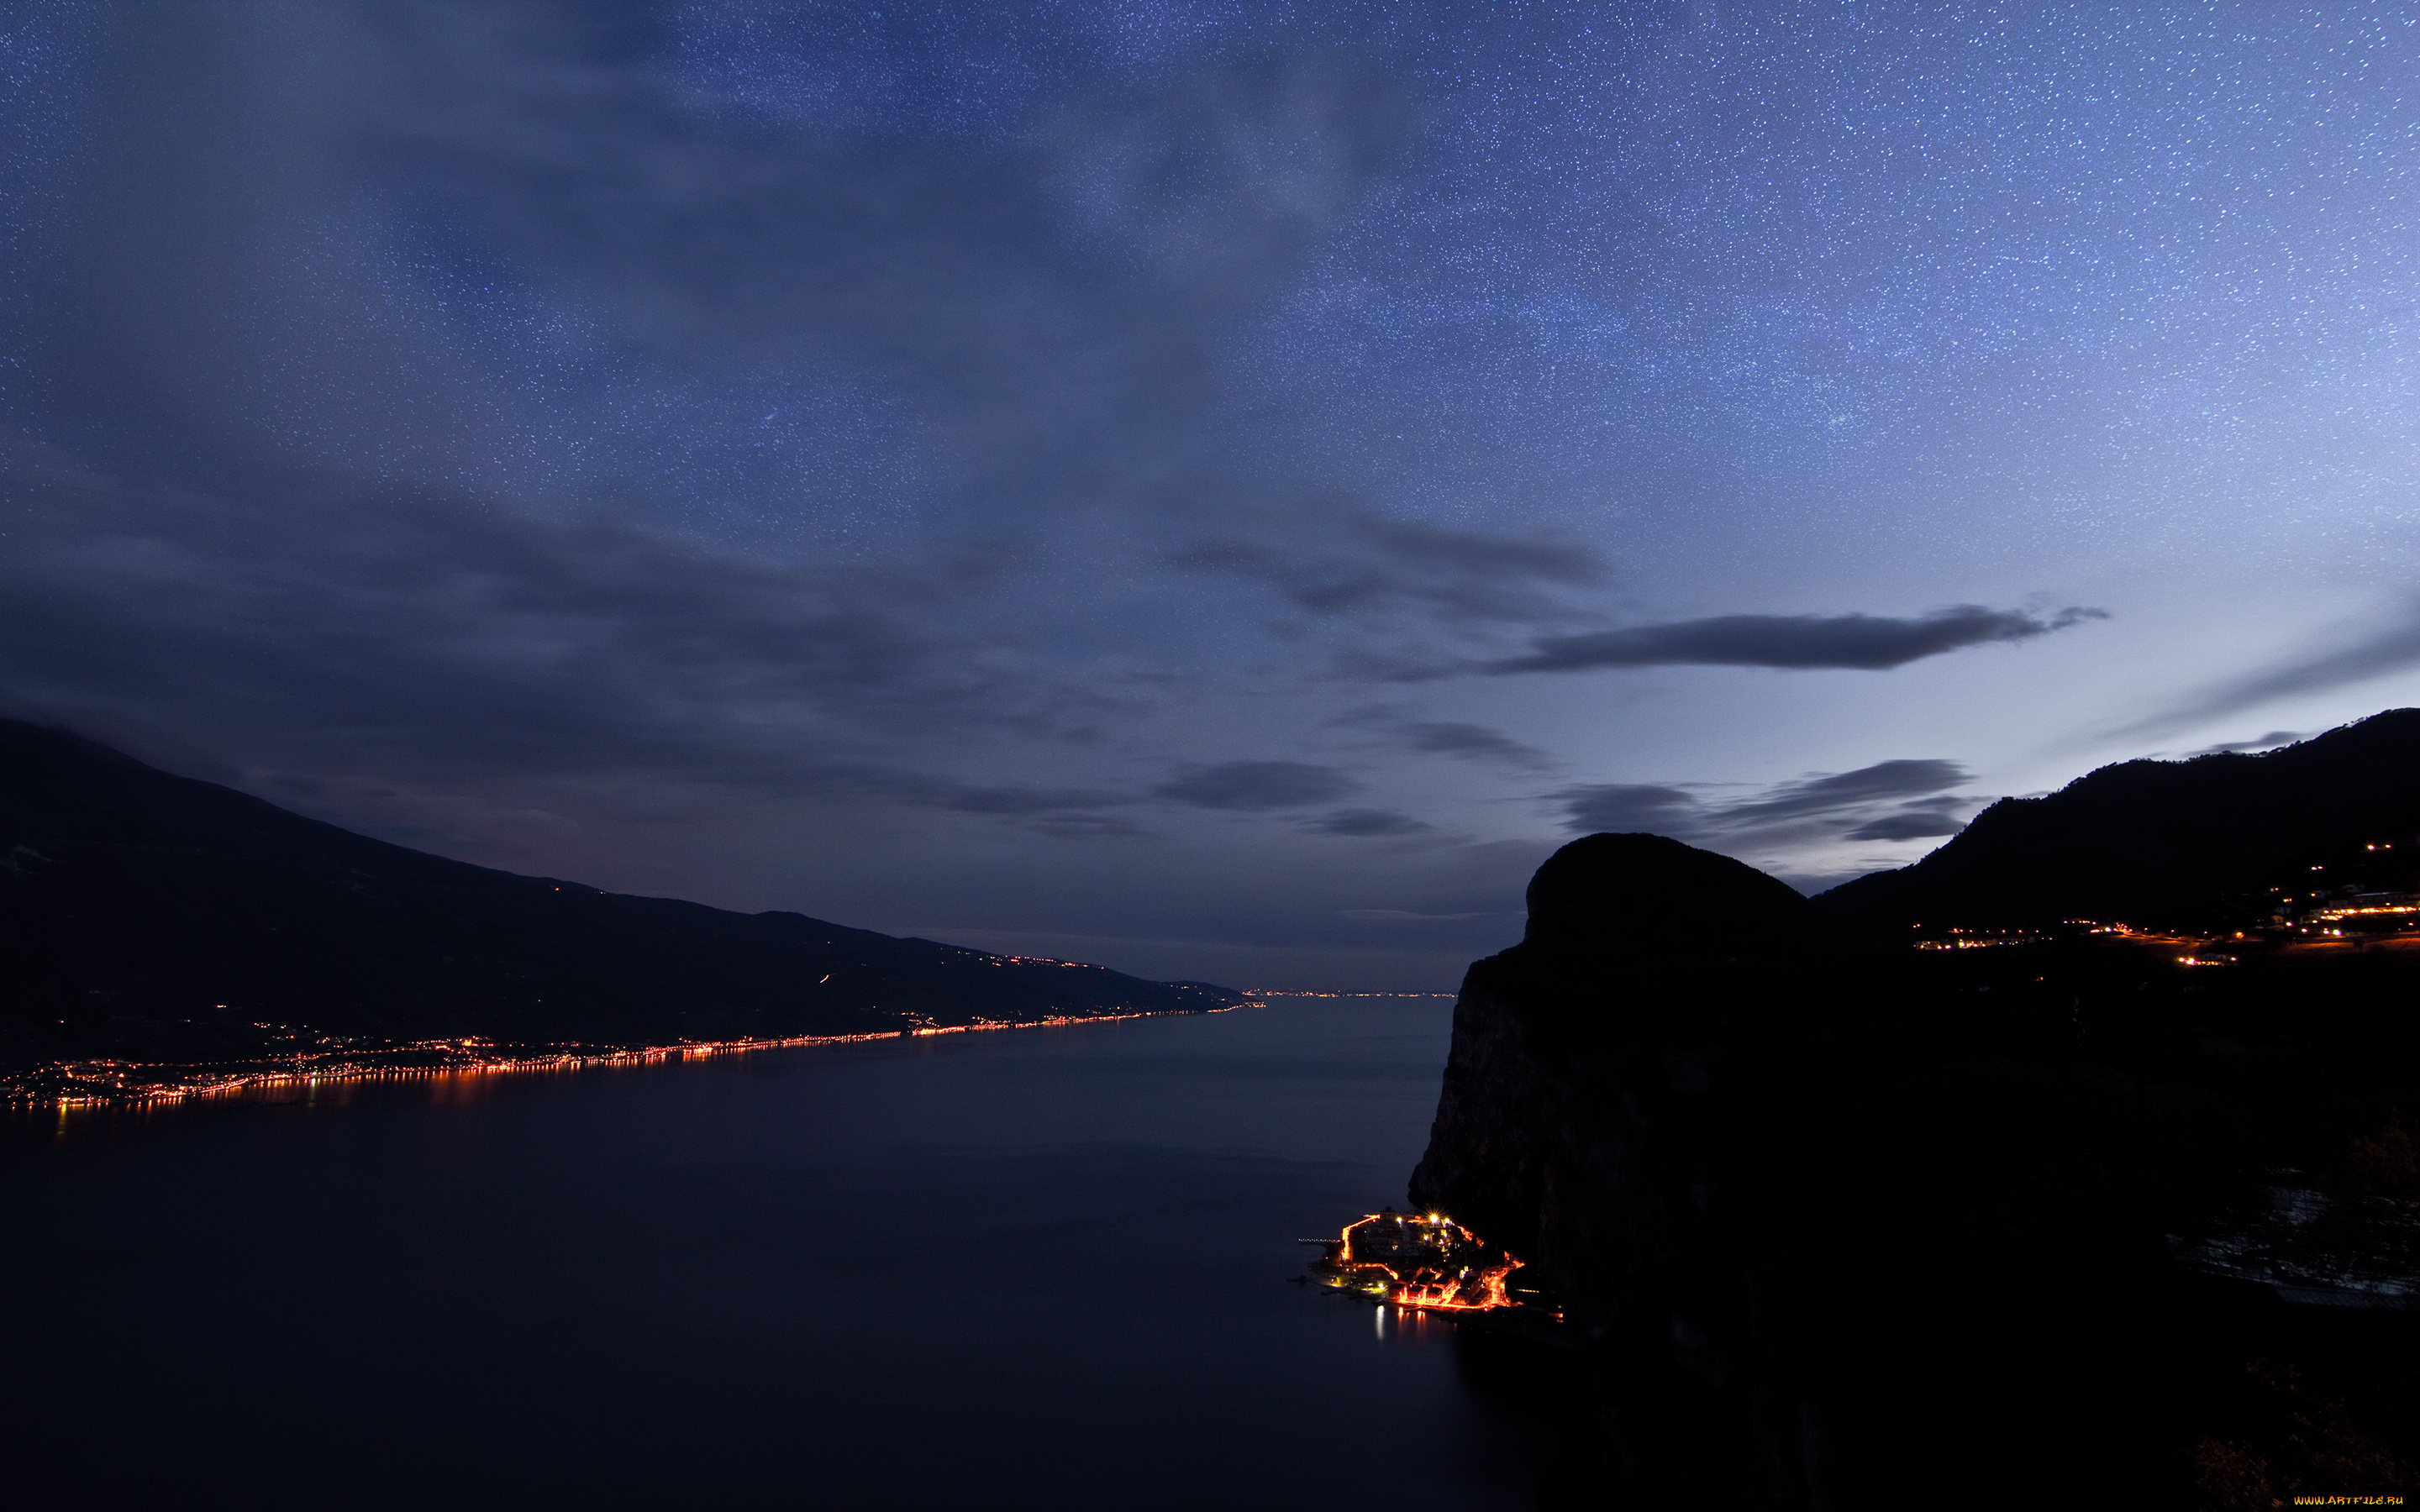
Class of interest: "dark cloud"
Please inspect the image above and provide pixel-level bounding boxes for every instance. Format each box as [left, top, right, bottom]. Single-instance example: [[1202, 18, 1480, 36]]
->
[[1840, 797, 1971, 842], [1840, 813, 1965, 842], [1301, 808, 1434, 837], [0, 436, 1113, 803], [1714, 759, 1968, 825], [1553, 760, 1981, 849], [1151, 761, 1360, 811], [1556, 784, 1704, 834], [1489, 606, 2108, 675]]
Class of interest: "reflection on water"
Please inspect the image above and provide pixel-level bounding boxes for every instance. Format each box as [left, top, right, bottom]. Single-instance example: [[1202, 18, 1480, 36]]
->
[[3, 997, 1560, 1509]]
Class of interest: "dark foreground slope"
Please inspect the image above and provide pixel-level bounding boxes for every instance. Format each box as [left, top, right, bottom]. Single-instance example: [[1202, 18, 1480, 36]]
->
[[1413, 832, 2420, 1509], [0, 720, 1237, 1079], [1820, 708, 2420, 929]]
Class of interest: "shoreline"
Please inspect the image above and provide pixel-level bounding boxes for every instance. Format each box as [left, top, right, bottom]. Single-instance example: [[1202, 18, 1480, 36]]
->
[[7, 1003, 1250, 1113]]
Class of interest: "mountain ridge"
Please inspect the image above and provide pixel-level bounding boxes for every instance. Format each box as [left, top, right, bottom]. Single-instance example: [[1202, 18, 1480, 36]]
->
[[0, 718, 1240, 1089], [1817, 707, 2420, 927], [1407, 711, 2420, 1504]]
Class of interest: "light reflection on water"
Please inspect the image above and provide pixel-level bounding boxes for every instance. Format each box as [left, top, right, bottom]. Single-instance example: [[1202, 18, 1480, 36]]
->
[[3, 997, 1559, 1509]]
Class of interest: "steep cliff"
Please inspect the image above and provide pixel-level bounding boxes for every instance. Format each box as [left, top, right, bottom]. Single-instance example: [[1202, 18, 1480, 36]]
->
[[1408, 831, 2420, 1507], [1410, 834, 1827, 1505]]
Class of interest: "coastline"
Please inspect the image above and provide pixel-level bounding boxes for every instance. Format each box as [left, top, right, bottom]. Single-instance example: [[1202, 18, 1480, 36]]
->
[[8, 1003, 1250, 1113]]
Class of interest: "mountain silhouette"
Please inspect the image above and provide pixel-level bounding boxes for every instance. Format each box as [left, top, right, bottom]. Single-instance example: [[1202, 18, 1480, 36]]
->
[[1818, 708, 2420, 927], [0, 719, 1236, 1077]]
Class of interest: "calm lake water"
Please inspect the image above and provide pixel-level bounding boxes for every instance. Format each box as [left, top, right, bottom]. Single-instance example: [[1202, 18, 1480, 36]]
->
[[2, 997, 1562, 1509]]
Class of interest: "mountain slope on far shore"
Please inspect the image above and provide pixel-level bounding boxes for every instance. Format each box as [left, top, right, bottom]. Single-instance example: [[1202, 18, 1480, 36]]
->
[[0, 720, 1239, 1080], [1818, 709, 2420, 928]]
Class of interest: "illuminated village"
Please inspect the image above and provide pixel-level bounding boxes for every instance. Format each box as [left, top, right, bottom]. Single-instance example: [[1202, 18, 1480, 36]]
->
[[34, 862, 2420, 1115], [1305, 1207, 1526, 1312], [1905, 837, 2420, 965]]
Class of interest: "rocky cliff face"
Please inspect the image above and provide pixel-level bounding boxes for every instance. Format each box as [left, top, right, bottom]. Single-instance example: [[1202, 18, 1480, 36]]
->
[[1409, 834, 1828, 1507], [1407, 830, 2420, 1508]]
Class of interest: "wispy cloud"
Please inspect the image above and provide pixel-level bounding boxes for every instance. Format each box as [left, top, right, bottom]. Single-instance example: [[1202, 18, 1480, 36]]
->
[[1396, 720, 1557, 772], [2185, 730, 2307, 758], [2119, 604, 2420, 741], [0, 438, 1086, 781], [1170, 514, 1606, 626], [1552, 758, 1985, 848], [1712, 759, 1968, 824], [1151, 760, 1360, 811], [1332, 707, 1557, 771], [1300, 807, 1434, 837]]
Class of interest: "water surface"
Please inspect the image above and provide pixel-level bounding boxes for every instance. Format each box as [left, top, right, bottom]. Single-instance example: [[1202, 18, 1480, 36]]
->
[[3, 998, 1557, 1508]]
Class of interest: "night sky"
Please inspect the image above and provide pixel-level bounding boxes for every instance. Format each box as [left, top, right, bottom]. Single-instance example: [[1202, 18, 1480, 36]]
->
[[3, 3, 2415, 988]]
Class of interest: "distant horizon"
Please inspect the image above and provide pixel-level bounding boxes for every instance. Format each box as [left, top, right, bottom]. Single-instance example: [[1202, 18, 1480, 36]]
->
[[24, 705, 2417, 995]]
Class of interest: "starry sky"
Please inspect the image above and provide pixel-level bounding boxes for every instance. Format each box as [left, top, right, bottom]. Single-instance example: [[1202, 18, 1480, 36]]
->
[[3, 2, 2417, 988]]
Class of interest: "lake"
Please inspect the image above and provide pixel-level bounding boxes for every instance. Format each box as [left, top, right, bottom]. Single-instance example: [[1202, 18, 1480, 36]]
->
[[1, 996, 1563, 1508]]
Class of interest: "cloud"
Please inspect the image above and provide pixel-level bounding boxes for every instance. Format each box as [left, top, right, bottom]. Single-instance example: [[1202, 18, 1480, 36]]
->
[[1350, 518, 1603, 585], [26, 3, 1420, 586], [1151, 760, 1360, 811], [2186, 730, 2307, 757], [1020, 813, 1152, 842], [1397, 720, 1557, 771], [1333, 707, 1557, 770], [362, 18, 1407, 415], [932, 785, 1135, 816], [1487, 605, 2107, 675], [1552, 759, 1983, 849], [1300, 808, 1434, 837], [1840, 797, 1972, 842], [1171, 514, 1607, 626], [1555, 784, 1704, 834], [1712, 759, 1968, 825], [0, 436, 1123, 810], [2121, 604, 2420, 742]]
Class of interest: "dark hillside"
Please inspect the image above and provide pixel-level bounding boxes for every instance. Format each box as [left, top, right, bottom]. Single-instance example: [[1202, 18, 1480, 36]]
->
[[1818, 708, 2420, 928], [0, 720, 1236, 1079], [1413, 830, 2420, 1507]]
